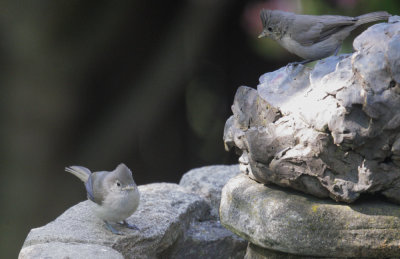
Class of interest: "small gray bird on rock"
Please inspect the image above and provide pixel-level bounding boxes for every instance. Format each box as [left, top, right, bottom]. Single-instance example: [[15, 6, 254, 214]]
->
[[66, 163, 140, 235], [259, 9, 391, 64]]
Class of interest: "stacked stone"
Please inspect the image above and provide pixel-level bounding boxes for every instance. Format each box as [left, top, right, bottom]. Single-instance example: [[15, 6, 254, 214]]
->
[[222, 16, 400, 258]]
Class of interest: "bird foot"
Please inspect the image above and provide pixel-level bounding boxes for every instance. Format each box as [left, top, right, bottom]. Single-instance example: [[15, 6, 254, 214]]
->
[[285, 63, 304, 73], [104, 221, 123, 235], [286, 61, 304, 67], [119, 220, 140, 230], [287, 59, 315, 67]]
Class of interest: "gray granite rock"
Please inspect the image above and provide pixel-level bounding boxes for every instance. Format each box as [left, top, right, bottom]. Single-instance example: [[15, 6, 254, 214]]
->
[[19, 165, 245, 259], [179, 164, 241, 218], [243, 243, 397, 259], [19, 242, 124, 259], [21, 183, 209, 258], [166, 220, 246, 259], [220, 174, 400, 258], [223, 19, 400, 204], [244, 243, 333, 259]]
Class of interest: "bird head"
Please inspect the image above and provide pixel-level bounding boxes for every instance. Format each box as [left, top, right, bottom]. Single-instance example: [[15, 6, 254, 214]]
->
[[258, 9, 274, 38], [107, 163, 137, 193]]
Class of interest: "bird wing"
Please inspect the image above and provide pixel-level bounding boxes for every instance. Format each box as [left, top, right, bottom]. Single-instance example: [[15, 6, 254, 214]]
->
[[290, 14, 357, 46], [84, 174, 97, 203], [85, 171, 108, 205]]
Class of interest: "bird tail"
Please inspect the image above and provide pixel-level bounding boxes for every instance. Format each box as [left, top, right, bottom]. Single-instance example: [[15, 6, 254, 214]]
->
[[356, 11, 390, 25], [65, 166, 91, 182]]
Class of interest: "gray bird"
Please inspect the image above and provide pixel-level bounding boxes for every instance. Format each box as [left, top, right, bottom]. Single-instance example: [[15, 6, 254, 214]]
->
[[258, 9, 390, 64], [66, 163, 140, 235]]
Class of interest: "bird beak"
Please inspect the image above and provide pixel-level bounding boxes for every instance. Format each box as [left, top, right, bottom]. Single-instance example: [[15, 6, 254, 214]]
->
[[258, 30, 268, 38], [122, 185, 135, 191]]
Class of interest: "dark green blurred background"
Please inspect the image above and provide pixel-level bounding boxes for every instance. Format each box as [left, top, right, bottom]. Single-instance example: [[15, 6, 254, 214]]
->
[[1, 0, 398, 257]]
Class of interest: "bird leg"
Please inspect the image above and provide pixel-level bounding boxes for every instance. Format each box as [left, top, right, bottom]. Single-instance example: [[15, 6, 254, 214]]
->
[[285, 59, 315, 73], [104, 221, 123, 235], [334, 44, 342, 56], [119, 220, 140, 230], [287, 59, 315, 66]]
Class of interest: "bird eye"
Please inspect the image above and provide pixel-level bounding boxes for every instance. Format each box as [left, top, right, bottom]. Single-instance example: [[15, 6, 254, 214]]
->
[[116, 181, 121, 187], [268, 27, 272, 32]]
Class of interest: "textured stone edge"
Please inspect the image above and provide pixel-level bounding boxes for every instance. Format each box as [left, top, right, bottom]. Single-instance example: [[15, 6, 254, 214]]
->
[[220, 174, 400, 258], [19, 165, 245, 259], [19, 242, 124, 259]]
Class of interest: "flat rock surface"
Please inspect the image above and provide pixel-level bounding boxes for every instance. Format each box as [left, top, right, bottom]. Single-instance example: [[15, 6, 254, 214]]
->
[[244, 243, 342, 259], [19, 165, 246, 259], [19, 242, 124, 259], [22, 183, 209, 258], [220, 174, 400, 258]]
